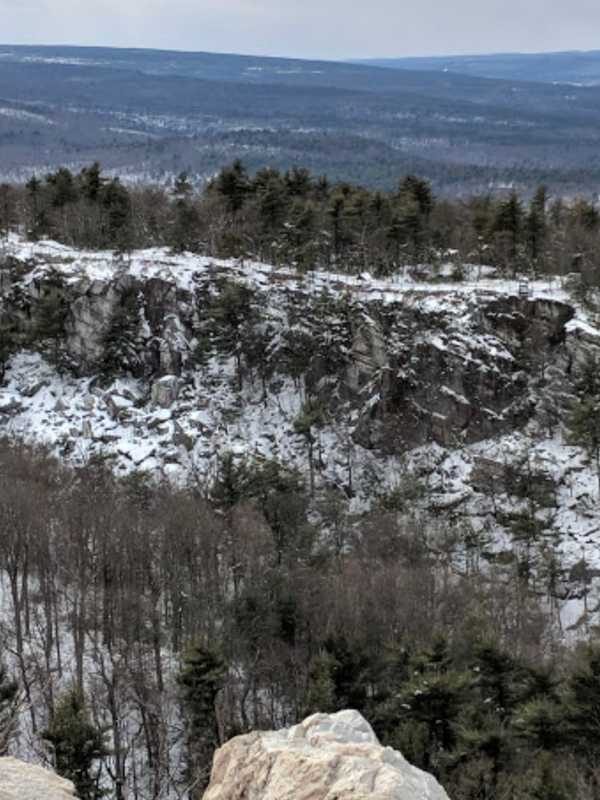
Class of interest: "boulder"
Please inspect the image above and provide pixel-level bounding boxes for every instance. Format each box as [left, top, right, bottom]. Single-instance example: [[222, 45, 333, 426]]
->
[[151, 375, 179, 408], [203, 709, 450, 800], [0, 396, 22, 415], [105, 393, 133, 421], [0, 757, 77, 800]]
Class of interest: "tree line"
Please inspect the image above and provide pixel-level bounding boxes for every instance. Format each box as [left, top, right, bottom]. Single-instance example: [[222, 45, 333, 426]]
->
[[2, 162, 600, 288]]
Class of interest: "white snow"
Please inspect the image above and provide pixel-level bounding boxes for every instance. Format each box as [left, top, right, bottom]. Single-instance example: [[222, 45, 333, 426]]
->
[[1, 234, 600, 635]]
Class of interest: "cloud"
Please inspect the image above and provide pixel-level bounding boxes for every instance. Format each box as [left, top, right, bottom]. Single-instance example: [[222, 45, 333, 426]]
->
[[2, 0, 600, 59]]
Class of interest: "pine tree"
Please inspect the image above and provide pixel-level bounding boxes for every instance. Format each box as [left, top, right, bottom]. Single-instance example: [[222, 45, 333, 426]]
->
[[46, 167, 78, 209], [100, 178, 132, 248], [33, 269, 70, 369], [304, 652, 339, 715], [0, 183, 17, 239], [493, 191, 524, 273], [26, 175, 47, 240], [170, 199, 201, 253], [526, 185, 548, 266], [205, 280, 257, 390], [514, 697, 563, 752], [216, 160, 249, 214], [79, 162, 104, 202], [211, 452, 250, 509], [99, 286, 143, 378], [565, 645, 600, 764], [294, 398, 327, 494], [43, 688, 108, 800], [399, 175, 434, 216], [178, 645, 226, 797]]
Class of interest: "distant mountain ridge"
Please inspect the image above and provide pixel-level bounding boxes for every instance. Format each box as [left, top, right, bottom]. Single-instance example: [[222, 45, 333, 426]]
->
[[355, 50, 600, 86], [3, 44, 600, 193]]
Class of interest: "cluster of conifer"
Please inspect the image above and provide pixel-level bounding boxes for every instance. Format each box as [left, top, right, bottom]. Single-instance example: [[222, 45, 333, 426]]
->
[[2, 162, 600, 285]]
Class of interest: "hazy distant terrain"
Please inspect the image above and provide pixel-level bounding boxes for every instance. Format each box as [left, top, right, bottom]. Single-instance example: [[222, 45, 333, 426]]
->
[[2, 45, 600, 193], [358, 50, 600, 86]]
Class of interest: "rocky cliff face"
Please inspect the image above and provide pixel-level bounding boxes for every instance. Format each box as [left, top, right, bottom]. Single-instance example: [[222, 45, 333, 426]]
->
[[203, 709, 450, 800], [0, 239, 584, 471], [2, 236, 600, 624], [0, 757, 76, 800]]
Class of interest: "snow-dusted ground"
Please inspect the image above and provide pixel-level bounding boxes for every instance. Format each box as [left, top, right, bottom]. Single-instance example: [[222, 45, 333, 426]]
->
[[2, 233, 570, 305], [2, 234, 600, 632], [3, 235, 600, 796]]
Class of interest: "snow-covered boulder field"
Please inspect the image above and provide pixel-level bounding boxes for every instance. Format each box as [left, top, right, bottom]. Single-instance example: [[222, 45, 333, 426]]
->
[[203, 710, 450, 800], [0, 757, 76, 800]]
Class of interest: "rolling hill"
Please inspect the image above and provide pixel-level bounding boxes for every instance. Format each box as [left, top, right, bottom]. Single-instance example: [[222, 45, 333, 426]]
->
[[2, 45, 600, 193]]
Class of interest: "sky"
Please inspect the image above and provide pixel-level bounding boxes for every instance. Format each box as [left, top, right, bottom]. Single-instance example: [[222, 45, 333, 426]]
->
[[2, 0, 600, 60]]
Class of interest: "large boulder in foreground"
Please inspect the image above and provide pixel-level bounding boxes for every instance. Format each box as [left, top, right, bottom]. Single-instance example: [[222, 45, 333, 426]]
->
[[203, 709, 450, 800], [0, 757, 77, 800]]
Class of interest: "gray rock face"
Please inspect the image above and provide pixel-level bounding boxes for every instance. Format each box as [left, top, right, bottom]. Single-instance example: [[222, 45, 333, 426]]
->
[[151, 375, 180, 408], [203, 710, 450, 800], [0, 245, 592, 465], [346, 295, 573, 454], [0, 757, 77, 800]]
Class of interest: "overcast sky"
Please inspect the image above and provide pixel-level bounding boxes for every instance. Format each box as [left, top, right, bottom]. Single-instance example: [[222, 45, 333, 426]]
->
[[2, 0, 600, 60]]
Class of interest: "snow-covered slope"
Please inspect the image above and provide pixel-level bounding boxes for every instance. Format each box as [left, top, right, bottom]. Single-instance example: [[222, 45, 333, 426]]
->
[[2, 234, 600, 627]]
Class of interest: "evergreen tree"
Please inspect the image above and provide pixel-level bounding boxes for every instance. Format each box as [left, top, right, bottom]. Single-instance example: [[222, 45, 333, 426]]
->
[[216, 160, 249, 214], [493, 191, 524, 272], [304, 652, 338, 715], [387, 638, 469, 775], [170, 198, 201, 253], [294, 398, 327, 494], [204, 280, 258, 390], [99, 286, 143, 377], [26, 175, 47, 240], [526, 185, 548, 266], [178, 645, 227, 797], [285, 167, 312, 197], [46, 167, 78, 209], [43, 688, 108, 800], [0, 183, 17, 238], [514, 697, 563, 752], [33, 269, 70, 369], [100, 179, 132, 248], [398, 175, 434, 219], [79, 162, 104, 202], [211, 451, 250, 509], [564, 645, 600, 765]]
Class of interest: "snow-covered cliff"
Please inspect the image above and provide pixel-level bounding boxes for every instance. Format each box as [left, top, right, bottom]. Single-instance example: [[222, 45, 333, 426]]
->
[[2, 234, 600, 626]]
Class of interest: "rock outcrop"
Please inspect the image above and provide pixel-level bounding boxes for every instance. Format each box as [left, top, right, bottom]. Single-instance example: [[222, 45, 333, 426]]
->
[[0, 757, 77, 800], [203, 709, 450, 800], [0, 239, 590, 469]]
